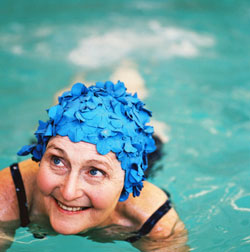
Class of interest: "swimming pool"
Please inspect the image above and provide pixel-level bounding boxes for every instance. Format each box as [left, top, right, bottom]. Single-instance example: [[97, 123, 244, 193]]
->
[[0, 0, 250, 251]]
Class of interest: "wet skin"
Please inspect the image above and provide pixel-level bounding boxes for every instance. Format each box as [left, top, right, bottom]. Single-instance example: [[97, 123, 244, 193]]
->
[[36, 136, 125, 234]]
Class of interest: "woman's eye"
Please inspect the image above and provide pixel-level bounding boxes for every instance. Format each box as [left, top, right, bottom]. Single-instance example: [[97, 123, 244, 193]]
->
[[89, 168, 104, 177], [52, 156, 63, 167]]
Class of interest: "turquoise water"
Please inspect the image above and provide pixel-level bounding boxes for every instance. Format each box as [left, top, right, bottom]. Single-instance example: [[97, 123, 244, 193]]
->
[[1, 0, 250, 251]]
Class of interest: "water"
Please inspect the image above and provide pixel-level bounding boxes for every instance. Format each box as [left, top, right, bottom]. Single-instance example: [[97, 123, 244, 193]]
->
[[0, 0, 250, 251]]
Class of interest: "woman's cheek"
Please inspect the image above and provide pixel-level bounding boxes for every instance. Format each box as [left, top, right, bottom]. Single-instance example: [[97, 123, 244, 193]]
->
[[36, 167, 55, 196], [92, 184, 122, 209]]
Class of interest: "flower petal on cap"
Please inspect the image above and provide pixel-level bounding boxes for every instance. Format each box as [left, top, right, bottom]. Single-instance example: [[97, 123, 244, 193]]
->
[[114, 81, 126, 97], [81, 110, 97, 120], [17, 144, 36, 156], [144, 125, 154, 134], [124, 141, 137, 153], [132, 182, 143, 197], [48, 105, 64, 124], [75, 111, 85, 122], [71, 83, 87, 96], [45, 124, 53, 136], [35, 120, 48, 134], [96, 138, 111, 155], [95, 81, 105, 88], [110, 119, 123, 128]]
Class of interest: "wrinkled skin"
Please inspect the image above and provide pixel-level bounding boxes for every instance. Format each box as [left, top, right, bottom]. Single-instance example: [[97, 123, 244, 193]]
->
[[37, 136, 125, 234]]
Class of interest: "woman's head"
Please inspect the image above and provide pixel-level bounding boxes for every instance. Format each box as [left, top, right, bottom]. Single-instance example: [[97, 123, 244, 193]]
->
[[36, 135, 125, 234], [18, 81, 156, 201]]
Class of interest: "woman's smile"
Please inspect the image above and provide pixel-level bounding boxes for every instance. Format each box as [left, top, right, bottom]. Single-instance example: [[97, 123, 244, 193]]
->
[[53, 197, 91, 213]]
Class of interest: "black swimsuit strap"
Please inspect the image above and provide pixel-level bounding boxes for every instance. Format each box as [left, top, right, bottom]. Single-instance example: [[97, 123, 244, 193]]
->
[[126, 198, 172, 243], [10, 163, 30, 227]]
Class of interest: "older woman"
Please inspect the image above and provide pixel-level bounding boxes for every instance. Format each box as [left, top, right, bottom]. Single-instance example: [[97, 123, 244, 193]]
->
[[0, 81, 187, 251]]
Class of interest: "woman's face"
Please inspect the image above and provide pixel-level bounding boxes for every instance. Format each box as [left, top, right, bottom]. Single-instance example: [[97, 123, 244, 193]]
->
[[37, 136, 125, 234]]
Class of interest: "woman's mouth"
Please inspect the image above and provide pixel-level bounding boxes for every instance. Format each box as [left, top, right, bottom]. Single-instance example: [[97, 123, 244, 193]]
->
[[54, 198, 90, 212]]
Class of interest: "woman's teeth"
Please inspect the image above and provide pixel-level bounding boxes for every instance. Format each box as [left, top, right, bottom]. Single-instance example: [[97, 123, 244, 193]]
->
[[56, 200, 87, 212]]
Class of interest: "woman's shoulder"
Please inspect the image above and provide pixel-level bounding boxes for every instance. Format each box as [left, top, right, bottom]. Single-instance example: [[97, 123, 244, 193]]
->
[[122, 181, 185, 238], [18, 159, 39, 183], [0, 162, 19, 221], [0, 159, 39, 222], [126, 181, 168, 215]]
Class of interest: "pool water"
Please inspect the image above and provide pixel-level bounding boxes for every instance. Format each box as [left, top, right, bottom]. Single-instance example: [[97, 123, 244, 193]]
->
[[0, 0, 250, 251]]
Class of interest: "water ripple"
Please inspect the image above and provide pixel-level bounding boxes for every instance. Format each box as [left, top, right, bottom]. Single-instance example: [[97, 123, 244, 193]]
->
[[231, 189, 250, 212]]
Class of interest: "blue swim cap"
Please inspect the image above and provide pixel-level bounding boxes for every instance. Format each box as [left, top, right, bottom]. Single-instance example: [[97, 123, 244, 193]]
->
[[18, 81, 156, 201]]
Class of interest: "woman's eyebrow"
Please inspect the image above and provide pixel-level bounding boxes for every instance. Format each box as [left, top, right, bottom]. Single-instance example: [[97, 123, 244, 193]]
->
[[85, 159, 113, 171], [46, 144, 65, 155]]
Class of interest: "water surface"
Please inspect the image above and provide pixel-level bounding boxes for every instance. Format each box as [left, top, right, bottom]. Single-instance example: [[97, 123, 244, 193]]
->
[[0, 0, 250, 251]]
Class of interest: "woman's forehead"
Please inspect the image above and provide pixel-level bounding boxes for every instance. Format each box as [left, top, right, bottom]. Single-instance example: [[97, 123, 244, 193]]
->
[[47, 135, 119, 163]]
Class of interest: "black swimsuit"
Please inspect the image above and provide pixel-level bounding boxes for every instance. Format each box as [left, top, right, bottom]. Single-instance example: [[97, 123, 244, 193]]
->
[[10, 163, 30, 227], [125, 198, 172, 242], [10, 163, 172, 242]]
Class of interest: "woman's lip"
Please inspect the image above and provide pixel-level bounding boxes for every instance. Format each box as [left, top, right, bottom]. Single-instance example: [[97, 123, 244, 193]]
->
[[53, 197, 91, 213]]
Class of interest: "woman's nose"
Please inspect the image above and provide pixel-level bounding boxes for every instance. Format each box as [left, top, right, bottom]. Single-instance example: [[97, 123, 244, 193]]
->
[[60, 173, 83, 201]]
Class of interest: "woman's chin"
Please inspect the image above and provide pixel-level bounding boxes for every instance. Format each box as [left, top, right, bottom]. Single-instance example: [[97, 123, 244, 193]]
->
[[50, 217, 84, 235], [46, 196, 91, 234]]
